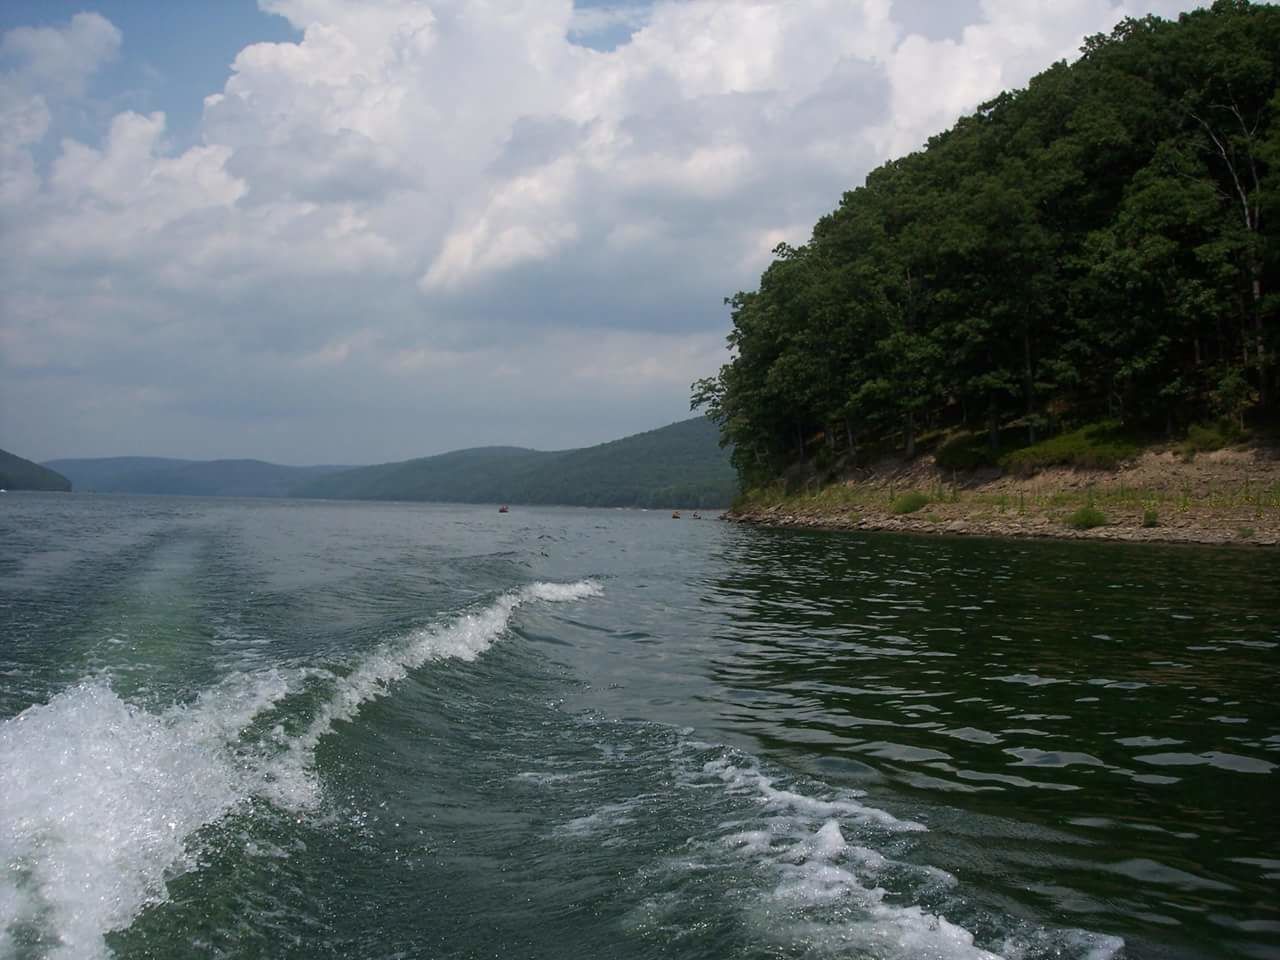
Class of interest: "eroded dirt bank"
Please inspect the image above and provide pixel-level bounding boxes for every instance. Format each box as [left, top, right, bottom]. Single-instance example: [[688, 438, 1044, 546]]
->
[[723, 449, 1280, 547]]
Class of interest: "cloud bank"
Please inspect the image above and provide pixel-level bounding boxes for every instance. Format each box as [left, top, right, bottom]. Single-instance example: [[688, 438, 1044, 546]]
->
[[0, 0, 1201, 462]]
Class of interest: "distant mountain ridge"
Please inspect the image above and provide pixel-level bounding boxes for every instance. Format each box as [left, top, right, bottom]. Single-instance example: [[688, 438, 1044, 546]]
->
[[291, 417, 734, 508], [0, 448, 70, 491], [44, 457, 352, 498], [42, 417, 736, 507]]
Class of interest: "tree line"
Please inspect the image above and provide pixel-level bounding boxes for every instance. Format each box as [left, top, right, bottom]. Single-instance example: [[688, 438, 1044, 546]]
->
[[693, 0, 1278, 486], [292, 417, 737, 508]]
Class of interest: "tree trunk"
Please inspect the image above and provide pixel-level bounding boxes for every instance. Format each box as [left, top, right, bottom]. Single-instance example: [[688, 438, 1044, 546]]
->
[[1192, 104, 1266, 405], [1252, 262, 1267, 407], [905, 412, 916, 459], [1023, 328, 1036, 444], [987, 407, 999, 454]]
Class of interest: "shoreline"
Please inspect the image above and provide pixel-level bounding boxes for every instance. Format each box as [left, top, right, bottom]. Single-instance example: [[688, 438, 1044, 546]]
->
[[721, 506, 1280, 547], [720, 448, 1280, 548]]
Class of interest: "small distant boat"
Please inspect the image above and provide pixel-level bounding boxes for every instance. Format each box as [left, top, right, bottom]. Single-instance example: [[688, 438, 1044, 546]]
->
[[498, 505, 509, 513], [692, 512, 701, 520], [671, 510, 681, 519]]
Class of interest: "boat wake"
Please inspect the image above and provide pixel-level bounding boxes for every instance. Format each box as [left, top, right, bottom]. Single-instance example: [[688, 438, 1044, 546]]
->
[[532, 725, 1125, 960], [1, 575, 1123, 960], [263, 578, 602, 810], [0, 580, 601, 960], [680, 749, 1125, 960], [0, 671, 292, 960]]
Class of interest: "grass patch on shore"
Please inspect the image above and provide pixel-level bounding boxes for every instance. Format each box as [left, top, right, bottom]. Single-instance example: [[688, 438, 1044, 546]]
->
[[1000, 422, 1139, 475], [890, 491, 930, 514], [934, 421, 1142, 474], [1065, 505, 1108, 529], [731, 481, 885, 519], [1177, 421, 1245, 459]]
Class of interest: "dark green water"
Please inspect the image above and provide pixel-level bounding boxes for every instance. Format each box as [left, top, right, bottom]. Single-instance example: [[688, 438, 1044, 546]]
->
[[1, 494, 1277, 960]]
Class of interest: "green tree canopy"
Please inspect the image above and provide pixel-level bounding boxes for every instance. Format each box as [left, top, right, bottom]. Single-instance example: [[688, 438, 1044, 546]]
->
[[694, 1, 1279, 484]]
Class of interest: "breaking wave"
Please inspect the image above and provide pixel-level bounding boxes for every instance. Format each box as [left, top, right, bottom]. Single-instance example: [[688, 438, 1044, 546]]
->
[[0, 580, 601, 960]]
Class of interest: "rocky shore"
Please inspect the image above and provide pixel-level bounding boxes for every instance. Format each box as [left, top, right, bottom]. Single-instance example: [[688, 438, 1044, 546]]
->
[[722, 448, 1280, 547]]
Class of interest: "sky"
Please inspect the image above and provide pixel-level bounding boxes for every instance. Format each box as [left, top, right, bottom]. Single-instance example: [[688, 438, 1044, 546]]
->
[[0, 0, 1207, 465]]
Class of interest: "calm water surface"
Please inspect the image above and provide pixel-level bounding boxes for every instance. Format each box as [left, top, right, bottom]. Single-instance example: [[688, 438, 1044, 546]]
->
[[1, 493, 1277, 960]]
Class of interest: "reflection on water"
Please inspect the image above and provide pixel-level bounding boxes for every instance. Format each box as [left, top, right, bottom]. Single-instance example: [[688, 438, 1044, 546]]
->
[[698, 529, 1280, 959], [1, 494, 1276, 960]]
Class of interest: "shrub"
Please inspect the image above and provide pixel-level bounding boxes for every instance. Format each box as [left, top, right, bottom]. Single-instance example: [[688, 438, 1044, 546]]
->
[[890, 491, 930, 514], [731, 483, 784, 512], [942, 435, 988, 471], [1141, 508, 1159, 528], [1000, 422, 1139, 475], [935, 424, 1057, 472], [1066, 506, 1107, 529], [935, 433, 999, 471], [1210, 366, 1259, 431], [1177, 421, 1243, 459]]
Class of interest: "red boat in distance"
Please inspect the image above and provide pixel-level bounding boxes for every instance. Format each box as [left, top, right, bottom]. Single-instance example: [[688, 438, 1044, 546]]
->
[[498, 505, 509, 513]]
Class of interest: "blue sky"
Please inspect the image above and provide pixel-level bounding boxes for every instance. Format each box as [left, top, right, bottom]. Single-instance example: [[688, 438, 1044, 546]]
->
[[0, 1, 298, 149], [0, 0, 642, 151], [0, 0, 1204, 464]]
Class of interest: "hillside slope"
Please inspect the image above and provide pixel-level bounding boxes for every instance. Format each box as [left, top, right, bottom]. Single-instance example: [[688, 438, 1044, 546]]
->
[[43, 457, 193, 492], [292, 417, 735, 508], [694, 3, 1280, 489], [0, 448, 71, 491], [291, 447, 556, 502], [508, 416, 735, 507], [45, 457, 352, 498]]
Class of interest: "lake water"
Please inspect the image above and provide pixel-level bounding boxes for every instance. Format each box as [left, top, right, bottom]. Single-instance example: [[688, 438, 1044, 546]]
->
[[1, 493, 1277, 960]]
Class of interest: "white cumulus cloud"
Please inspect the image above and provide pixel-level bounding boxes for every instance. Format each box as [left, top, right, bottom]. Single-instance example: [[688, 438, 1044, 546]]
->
[[0, 0, 1207, 462], [2, 11, 121, 97]]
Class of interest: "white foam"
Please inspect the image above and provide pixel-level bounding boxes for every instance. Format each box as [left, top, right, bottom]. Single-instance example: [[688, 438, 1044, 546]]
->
[[767, 819, 1002, 958], [557, 801, 641, 837], [0, 671, 293, 960], [523, 581, 603, 604], [0, 579, 601, 957], [515, 771, 583, 785], [722, 829, 775, 856], [674, 746, 1119, 960], [264, 579, 602, 809], [700, 756, 927, 832]]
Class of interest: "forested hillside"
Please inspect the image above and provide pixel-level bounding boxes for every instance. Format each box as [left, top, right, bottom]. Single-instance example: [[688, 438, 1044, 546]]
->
[[292, 417, 735, 507], [45, 457, 351, 497], [290, 447, 554, 502], [693, 1, 1278, 485], [44, 457, 194, 492], [0, 448, 70, 492]]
